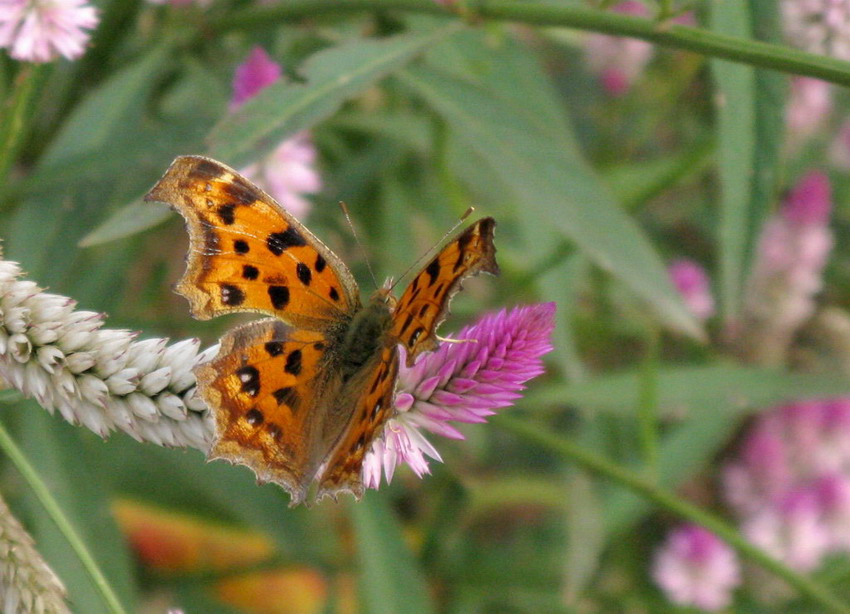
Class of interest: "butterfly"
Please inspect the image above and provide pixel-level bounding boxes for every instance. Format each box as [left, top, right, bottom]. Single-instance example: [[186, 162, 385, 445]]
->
[[145, 155, 498, 504]]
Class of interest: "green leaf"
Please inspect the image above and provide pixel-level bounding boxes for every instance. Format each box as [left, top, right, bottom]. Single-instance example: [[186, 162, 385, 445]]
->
[[531, 364, 850, 418], [79, 202, 171, 247], [351, 494, 435, 614], [41, 44, 172, 166], [711, 0, 784, 321], [400, 62, 703, 339], [604, 413, 742, 533], [207, 26, 459, 168]]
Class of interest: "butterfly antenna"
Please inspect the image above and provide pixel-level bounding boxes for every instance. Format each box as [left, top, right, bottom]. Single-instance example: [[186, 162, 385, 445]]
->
[[339, 201, 379, 291], [390, 207, 474, 292]]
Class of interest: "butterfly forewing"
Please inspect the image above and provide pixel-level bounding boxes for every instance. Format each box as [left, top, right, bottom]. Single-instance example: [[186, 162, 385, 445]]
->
[[198, 318, 337, 504], [390, 217, 499, 366], [145, 156, 360, 332], [317, 344, 399, 500]]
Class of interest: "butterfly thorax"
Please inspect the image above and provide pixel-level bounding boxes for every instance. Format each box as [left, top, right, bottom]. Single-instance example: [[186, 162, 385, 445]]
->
[[338, 293, 396, 380]]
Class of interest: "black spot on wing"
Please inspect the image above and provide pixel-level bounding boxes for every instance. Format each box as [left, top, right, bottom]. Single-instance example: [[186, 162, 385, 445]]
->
[[268, 285, 290, 310], [245, 408, 264, 425], [329, 287, 340, 302], [296, 262, 312, 286], [267, 227, 306, 255], [221, 284, 245, 306], [264, 341, 283, 357], [234, 240, 250, 254], [315, 254, 326, 273], [242, 265, 259, 280], [425, 259, 440, 285], [217, 204, 236, 225], [236, 366, 260, 396], [285, 350, 302, 376]]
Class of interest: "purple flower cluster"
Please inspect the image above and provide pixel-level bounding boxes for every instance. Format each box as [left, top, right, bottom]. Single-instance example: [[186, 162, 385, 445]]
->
[[668, 259, 715, 322], [739, 171, 834, 363], [723, 399, 850, 571], [652, 525, 741, 611], [362, 303, 556, 489]]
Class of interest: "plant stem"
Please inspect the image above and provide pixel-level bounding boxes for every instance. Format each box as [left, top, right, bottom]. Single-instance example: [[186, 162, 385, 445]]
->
[[637, 326, 660, 479], [215, 0, 850, 87], [492, 414, 850, 614], [0, 422, 128, 614]]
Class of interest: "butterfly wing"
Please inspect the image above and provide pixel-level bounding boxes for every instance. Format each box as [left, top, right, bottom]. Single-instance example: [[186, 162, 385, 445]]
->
[[390, 217, 499, 366], [198, 318, 344, 505], [316, 344, 399, 501], [145, 155, 360, 331]]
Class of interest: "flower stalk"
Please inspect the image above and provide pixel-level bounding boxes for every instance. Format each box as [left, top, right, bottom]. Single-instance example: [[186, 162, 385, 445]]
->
[[214, 0, 850, 87]]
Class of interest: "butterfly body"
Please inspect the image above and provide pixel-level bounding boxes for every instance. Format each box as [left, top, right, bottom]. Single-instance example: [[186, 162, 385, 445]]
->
[[146, 155, 498, 504]]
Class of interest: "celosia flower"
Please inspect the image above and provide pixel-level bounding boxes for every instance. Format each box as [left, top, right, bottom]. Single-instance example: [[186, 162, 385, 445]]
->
[[739, 171, 833, 363], [0, 0, 98, 63], [668, 259, 715, 321], [583, 1, 653, 96], [231, 46, 321, 219], [362, 303, 556, 489], [783, 0, 850, 60], [723, 398, 850, 573], [0, 251, 214, 449], [0, 491, 70, 614], [742, 487, 831, 571], [652, 524, 741, 611], [786, 77, 832, 151]]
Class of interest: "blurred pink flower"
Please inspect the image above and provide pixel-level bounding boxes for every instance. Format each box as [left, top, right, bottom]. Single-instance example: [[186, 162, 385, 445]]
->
[[786, 77, 832, 151], [742, 487, 831, 571], [0, 0, 98, 63], [828, 119, 850, 170], [362, 303, 556, 489], [652, 524, 741, 611], [583, 1, 653, 96], [783, 0, 850, 60], [740, 171, 833, 362], [724, 398, 850, 572], [231, 46, 321, 219], [668, 259, 715, 321]]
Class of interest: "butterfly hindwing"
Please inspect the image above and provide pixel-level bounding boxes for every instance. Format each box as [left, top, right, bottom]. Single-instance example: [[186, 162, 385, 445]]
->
[[198, 318, 338, 504], [391, 217, 499, 366], [145, 156, 360, 332]]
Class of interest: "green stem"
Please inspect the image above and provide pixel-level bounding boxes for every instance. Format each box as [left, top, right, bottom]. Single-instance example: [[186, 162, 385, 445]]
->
[[214, 0, 850, 87], [492, 414, 850, 614], [637, 326, 660, 479], [0, 422, 128, 614], [0, 64, 47, 185]]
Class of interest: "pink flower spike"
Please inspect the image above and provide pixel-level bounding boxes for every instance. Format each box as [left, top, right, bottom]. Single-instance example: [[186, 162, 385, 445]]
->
[[652, 524, 741, 611], [783, 171, 832, 226], [668, 259, 715, 321], [362, 303, 556, 489], [0, 0, 98, 63], [231, 46, 283, 110]]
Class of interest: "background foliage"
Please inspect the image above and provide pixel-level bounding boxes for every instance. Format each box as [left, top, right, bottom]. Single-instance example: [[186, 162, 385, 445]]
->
[[3, 0, 850, 612]]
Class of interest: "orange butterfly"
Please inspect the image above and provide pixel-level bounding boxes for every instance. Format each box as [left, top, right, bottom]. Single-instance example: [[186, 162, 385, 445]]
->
[[145, 156, 498, 504]]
